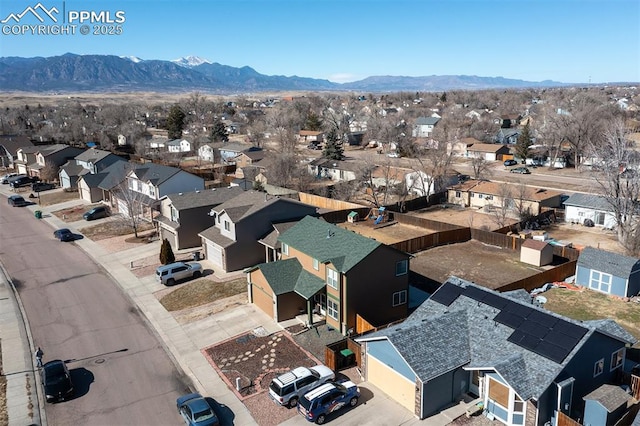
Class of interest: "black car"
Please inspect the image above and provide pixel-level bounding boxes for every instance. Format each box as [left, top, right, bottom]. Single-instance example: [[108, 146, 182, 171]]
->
[[54, 228, 75, 242], [8, 194, 27, 206], [32, 181, 56, 192], [10, 176, 39, 188], [83, 206, 109, 221], [41, 360, 73, 403], [503, 159, 518, 167]]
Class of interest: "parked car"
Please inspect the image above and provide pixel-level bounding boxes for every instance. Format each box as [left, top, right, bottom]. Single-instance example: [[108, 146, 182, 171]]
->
[[10, 175, 39, 188], [1, 173, 21, 184], [32, 181, 56, 192], [83, 206, 109, 221], [269, 365, 335, 408], [297, 380, 360, 424], [510, 167, 531, 174], [307, 143, 322, 150], [41, 360, 74, 403], [8, 194, 27, 207], [387, 152, 400, 158], [503, 159, 518, 167], [156, 261, 203, 286], [54, 228, 75, 242], [176, 393, 219, 426]]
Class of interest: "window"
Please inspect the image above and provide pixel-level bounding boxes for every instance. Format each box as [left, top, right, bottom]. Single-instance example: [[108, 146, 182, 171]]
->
[[455, 191, 461, 198], [478, 194, 484, 199], [611, 348, 624, 371], [312, 258, 319, 270], [485, 195, 493, 200], [282, 243, 289, 255], [224, 220, 230, 231], [396, 259, 408, 276], [594, 358, 604, 377], [392, 290, 407, 306], [170, 206, 179, 223], [326, 268, 338, 289], [327, 299, 338, 320], [589, 270, 612, 293]]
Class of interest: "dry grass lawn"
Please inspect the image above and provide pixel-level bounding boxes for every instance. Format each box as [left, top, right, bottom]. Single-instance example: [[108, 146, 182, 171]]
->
[[37, 189, 80, 206], [543, 288, 640, 346], [52, 203, 100, 222], [159, 278, 247, 312], [78, 220, 155, 241]]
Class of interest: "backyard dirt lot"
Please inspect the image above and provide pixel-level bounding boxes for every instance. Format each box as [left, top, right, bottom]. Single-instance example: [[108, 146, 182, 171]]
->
[[411, 239, 544, 289], [339, 220, 434, 245], [408, 204, 520, 231]]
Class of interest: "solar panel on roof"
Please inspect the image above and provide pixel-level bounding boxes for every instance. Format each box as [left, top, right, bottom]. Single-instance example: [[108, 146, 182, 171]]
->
[[494, 311, 525, 329], [544, 330, 580, 351], [533, 340, 569, 363], [528, 310, 559, 328], [430, 283, 464, 306], [519, 320, 551, 339], [463, 286, 487, 303], [482, 293, 509, 310], [553, 320, 588, 340], [505, 302, 533, 319], [508, 331, 540, 350]]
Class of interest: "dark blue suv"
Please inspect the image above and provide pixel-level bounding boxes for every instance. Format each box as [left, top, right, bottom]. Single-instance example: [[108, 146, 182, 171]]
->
[[297, 380, 360, 424]]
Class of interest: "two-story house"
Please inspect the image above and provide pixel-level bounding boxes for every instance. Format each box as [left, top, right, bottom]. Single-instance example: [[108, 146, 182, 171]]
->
[[0, 135, 32, 169], [167, 139, 192, 153], [198, 143, 216, 162], [59, 147, 126, 190], [356, 276, 636, 424], [199, 191, 318, 273], [245, 216, 411, 335], [157, 186, 245, 250], [412, 116, 440, 138]]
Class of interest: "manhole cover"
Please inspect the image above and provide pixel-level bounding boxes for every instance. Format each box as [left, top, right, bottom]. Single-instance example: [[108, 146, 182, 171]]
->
[[94, 358, 105, 364]]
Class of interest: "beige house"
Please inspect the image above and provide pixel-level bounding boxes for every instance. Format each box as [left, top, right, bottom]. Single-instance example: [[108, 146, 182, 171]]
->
[[466, 143, 510, 161], [447, 180, 562, 216], [520, 239, 553, 266]]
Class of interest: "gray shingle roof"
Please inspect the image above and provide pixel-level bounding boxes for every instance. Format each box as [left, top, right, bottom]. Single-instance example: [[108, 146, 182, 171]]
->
[[132, 163, 181, 185], [212, 191, 310, 223], [577, 246, 639, 279], [358, 276, 635, 401], [249, 258, 325, 299], [166, 186, 244, 210], [563, 193, 613, 211], [583, 319, 637, 344], [279, 216, 382, 273], [60, 161, 85, 176], [415, 116, 440, 125], [583, 384, 632, 412], [198, 225, 235, 248], [259, 222, 298, 249], [80, 172, 108, 187], [74, 147, 113, 163]]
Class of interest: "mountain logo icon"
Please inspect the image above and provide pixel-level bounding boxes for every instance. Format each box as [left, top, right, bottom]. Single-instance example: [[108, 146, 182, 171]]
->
[[2, 3, 59, 24]]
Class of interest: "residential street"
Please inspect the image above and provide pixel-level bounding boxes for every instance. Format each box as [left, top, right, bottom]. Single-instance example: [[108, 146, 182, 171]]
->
[[0, 199, 187, 425]]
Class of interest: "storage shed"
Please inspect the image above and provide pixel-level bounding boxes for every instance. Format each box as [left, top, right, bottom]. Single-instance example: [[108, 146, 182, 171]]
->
[[582, 384, 632, 426], [520, 239, 553, 267], [575, 247, 640, 297]]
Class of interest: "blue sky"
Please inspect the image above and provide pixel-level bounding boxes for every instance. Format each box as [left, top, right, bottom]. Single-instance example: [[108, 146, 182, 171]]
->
[[1, 0, 638, 84]]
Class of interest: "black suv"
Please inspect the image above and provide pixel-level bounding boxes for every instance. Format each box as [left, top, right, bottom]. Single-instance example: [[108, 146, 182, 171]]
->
[[32, 181, 56, 192], [10, 176, 39, 188], [83, 206, 109, 221]]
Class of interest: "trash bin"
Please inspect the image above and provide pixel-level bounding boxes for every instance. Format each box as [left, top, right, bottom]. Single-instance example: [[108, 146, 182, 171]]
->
[[193, 251, 201, 261], [34, 210, 42, 219], [339, 348, 355, 369]]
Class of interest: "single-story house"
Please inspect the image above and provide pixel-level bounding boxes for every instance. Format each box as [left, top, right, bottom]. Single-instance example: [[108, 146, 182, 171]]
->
[[563, 193, 616, 228], [356, 276, 636, 424], [466, 143, 511, 161], [575, 246, 640, 298], [167, 139, 191, 153]]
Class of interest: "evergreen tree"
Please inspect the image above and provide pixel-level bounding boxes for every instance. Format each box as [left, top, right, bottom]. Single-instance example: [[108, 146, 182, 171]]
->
[[440, 92, 447, 102], [160, 238, 175, 265], [515, 122, 533, 162], [304, 111, 323, 131], [209, 120, 229, 142], [322, 128, 344, 160], [166, 105, 186, 140]]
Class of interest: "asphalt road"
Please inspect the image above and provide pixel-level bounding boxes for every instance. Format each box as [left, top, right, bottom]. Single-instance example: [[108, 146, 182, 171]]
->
[[0, 200, 188, 425]]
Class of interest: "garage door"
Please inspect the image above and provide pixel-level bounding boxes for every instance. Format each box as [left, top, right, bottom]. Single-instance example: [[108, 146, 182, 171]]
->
[[80, 186, 92, 202], [117, 198, 129, 217], [206, 242, 223, 269], [251, 283, 275, 319], [367, 354, 415, 413], [160, 228, 178, 249]]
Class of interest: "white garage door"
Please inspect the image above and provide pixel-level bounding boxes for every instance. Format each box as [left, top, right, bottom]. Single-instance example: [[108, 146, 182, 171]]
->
[[206, 242, 223, 269], [117, 198, 129, 217], [367, 354, 416, 413]]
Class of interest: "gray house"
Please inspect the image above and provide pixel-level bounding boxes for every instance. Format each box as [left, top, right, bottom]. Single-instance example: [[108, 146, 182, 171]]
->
[[575, 246, 640, 298], [59, 147, 125, 190], [563, 193, 617, 228], [157, 186, 245, 250], [199, 191, 318, 273], [356, 276, 636, 425]]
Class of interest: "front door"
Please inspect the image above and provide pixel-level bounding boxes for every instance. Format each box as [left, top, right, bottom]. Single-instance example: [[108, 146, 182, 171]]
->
[[313, 293, 326, 315]]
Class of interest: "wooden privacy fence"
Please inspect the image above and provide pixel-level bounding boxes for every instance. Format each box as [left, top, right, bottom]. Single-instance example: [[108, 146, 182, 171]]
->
[[557, 412, 582, 426], [394, 212, 466, 231], [496, 261, 578, 293], [321, 207, 372, 224], [299, 192, 366, 211], [325, 338, 361, 371], [390, 228, 471, 254]]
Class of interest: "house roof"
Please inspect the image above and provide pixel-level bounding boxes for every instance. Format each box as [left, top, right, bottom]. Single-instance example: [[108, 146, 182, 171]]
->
[[97, 161, 129, 190], [239, 150, 265, 161], [583, 384, 632, 412], [577, 246, 639, 279], [357, 276, 636, 401], [198, 225, 236, 248], [415, 117, 440, 125], [467, 143, 508, 153], [309, 158, 360, 172], [131, 163, 182, 185], [74, 147, 113, 163], [37, 143, 73, 156], [460, 137, 482, 145], [371, 166, 412, 181], [258, 221, 298, 249], [165, 186, 244, 210], [521, 239, 550, 250], [219, 143, 249, 153], [279, 216, 384, 273], [299, 130, 324, 136], [60, 161, 85, 176], [248, 257, 325, 299], [79, 172, 108, 187], [453, 180, 561, 202], [167, 139, 189, 146], [0, 135, 32, 155], [563, 193, 612, 211], [211, 190, 311, 223]]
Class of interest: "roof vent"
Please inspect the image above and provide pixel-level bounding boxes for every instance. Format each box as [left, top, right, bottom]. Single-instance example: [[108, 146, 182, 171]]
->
[[178, 192, 183, 196], [211, 188, 216, 191], [196, 190, 200, 193]]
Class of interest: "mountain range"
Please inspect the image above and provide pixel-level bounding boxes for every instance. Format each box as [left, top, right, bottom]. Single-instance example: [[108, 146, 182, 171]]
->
[[0, 53, 568, 94]]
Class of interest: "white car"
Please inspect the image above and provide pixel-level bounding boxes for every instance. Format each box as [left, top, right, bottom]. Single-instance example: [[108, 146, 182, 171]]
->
[[269, 365, 335, 407], [387, 152, 400, 158], [156, 261, 203, 286]]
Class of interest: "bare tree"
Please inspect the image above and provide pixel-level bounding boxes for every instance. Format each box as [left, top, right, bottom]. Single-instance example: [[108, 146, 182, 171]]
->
[[112, 169, 149, 238], [470, 156, 492, 180], [512, 182, 534, 221], [588, 118, 640, 254], [488, 184, 514, 229], [40, 160, 60, 182]]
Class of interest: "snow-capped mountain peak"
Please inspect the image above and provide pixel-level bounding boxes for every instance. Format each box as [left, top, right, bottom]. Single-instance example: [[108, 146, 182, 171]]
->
[[172, 55, 212, 67], [121, 56, 143, 63]]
